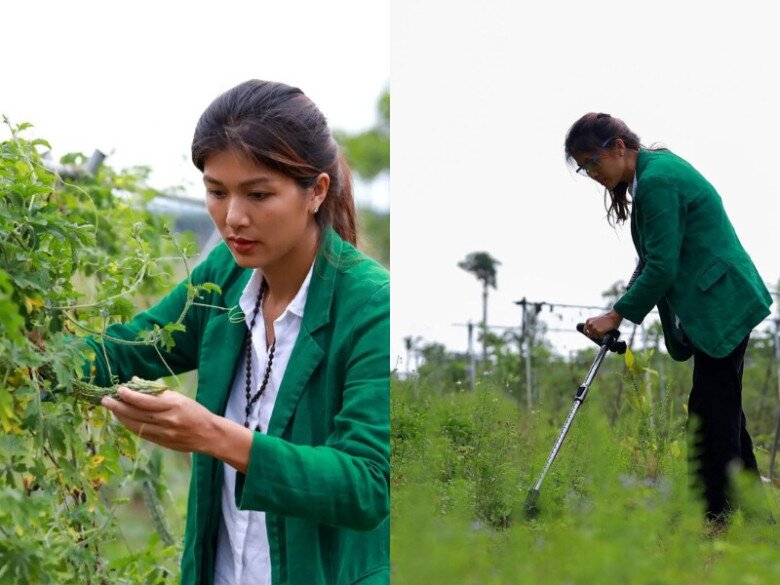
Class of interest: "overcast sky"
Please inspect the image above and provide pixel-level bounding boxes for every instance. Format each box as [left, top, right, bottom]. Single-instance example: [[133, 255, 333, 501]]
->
[[5, 3, 780, 371], [391, 1, 780, 368], [2, 1, 388, 208]]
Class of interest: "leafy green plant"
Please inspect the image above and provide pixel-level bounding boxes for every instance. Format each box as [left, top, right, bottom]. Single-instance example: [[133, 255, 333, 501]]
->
[[0, 119, 219, 583], [619, 346, 683, 480], [335, 89, 390, 268]]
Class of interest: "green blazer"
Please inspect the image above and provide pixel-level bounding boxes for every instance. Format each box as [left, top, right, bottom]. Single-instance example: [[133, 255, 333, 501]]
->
[[84, 228, 390, 584], [613, 149, 771, 360]]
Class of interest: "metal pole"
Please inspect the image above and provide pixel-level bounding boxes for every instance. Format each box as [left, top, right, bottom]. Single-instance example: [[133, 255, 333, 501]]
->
[[85, 149, 107, 175], [482, 283, 488, 362], [521, 299, 533, 409], [467, 321, 476, 390], [517, 331, 524, 400], [526, 341, 611, 503]]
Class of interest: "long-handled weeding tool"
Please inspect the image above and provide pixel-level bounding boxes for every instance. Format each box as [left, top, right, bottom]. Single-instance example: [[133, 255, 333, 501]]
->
[[524, 323, 627, 518]]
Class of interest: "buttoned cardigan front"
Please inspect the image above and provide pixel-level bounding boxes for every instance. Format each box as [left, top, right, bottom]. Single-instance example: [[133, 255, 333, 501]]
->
[[84, 228, 390, 584]]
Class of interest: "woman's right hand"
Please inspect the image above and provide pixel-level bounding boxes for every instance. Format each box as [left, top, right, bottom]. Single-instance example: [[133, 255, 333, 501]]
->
[[583, 310, 623, 339]]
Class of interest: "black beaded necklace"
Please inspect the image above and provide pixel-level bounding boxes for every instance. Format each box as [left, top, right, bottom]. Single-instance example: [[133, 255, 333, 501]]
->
[[244, 279, 276, 429]]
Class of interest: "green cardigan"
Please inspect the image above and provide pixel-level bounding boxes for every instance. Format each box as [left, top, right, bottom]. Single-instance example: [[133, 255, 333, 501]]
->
[[85, 228, 390, 584], [613, 149, 771, 360]]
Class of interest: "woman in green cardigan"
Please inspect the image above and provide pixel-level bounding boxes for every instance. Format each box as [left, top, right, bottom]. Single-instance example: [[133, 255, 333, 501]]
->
[[95, 80, 389, 584], [565, 112, 772, 526]]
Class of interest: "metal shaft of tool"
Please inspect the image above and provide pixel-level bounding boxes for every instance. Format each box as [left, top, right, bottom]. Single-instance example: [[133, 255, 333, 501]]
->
[[530, 341, 611, 493]]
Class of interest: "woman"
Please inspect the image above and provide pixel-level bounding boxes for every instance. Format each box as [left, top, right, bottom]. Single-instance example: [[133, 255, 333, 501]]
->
[[565, 112, 771, 525], [94, 80, 389, 584]]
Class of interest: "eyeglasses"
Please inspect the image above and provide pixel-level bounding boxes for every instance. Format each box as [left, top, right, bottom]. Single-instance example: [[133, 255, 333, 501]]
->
[[575, 137, 613, 176]]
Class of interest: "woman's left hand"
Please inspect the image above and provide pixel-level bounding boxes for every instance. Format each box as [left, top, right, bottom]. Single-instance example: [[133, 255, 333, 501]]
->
[[101, 379, 215, 453], [584, 309, 623, 339]]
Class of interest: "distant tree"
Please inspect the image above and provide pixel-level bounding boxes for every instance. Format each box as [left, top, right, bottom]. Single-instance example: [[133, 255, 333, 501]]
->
[[335, 89, 389, 267], [335, 90, 389, 181], [458, 251, 501, 362], [358, 207, 389, 267], [601, 279, 626, 306], [417, 341, 468, 389]]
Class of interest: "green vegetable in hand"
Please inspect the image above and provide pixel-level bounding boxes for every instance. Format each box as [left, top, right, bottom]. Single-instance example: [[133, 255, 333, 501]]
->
[[73, 378, 168, 405]]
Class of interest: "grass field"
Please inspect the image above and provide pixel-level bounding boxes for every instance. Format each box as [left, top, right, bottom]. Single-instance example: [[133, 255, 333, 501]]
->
[[391, 374, 780, 585]]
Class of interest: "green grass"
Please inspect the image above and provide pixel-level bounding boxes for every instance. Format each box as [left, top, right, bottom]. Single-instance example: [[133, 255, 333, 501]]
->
[[391, 377, 780, 584]]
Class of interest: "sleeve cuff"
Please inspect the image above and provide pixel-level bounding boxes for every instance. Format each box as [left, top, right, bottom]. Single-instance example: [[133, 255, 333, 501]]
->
[[613, 295, 650, 325]]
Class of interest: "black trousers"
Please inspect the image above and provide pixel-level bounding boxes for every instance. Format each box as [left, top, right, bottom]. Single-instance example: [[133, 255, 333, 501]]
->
[[687, 334, 760, 519]]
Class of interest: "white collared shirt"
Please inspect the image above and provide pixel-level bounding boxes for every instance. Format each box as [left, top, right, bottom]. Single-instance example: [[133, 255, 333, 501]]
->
[[213, 264, 314, 585]]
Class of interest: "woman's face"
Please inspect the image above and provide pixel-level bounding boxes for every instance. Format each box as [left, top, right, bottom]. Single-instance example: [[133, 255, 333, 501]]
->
[[203, 149, 326, 270], [573, 146, 625, 191]]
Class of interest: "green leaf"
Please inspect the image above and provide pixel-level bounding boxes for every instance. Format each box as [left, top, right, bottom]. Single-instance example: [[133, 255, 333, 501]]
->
[[163, 322, 186, 333], [108, 297, 136, 320], [0, 270, 24, 345], [21, 397, 40, 428], [624, 346, 634, 370], [31, 138, 52, 150]]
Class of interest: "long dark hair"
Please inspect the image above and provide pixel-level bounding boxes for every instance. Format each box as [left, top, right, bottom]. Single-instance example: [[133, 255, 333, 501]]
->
[[564, 112, 641, 226], [191, 80, 357, 245]]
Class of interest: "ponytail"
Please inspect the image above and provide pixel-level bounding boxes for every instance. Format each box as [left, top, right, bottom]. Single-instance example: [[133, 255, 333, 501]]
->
[[317, 152, 357, 245]]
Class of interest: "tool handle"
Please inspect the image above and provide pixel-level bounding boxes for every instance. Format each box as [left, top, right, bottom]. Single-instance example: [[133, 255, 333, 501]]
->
[[576, 323, 627, 354]]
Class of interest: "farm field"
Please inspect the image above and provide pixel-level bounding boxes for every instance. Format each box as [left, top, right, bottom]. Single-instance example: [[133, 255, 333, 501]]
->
[[391, 348, 780, 585]]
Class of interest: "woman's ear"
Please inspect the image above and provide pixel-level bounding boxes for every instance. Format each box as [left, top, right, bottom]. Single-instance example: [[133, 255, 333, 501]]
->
[[311, 172, 330, 214], [615, 138, 626, 157]]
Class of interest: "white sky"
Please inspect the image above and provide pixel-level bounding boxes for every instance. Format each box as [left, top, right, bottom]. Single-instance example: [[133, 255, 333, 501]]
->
[[1, 1, 388, 209], [391, 1, 780, 368], [5, 3, 780, 371]]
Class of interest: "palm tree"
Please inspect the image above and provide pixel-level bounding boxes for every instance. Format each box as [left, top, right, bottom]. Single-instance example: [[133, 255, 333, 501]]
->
[[458, 251, 501, 361], [402, 335, 422, 376]]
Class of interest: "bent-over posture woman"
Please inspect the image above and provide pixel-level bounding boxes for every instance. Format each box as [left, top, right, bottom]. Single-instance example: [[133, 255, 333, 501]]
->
[[565, 112, 771, 526], [93, 80, 389, 584]]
